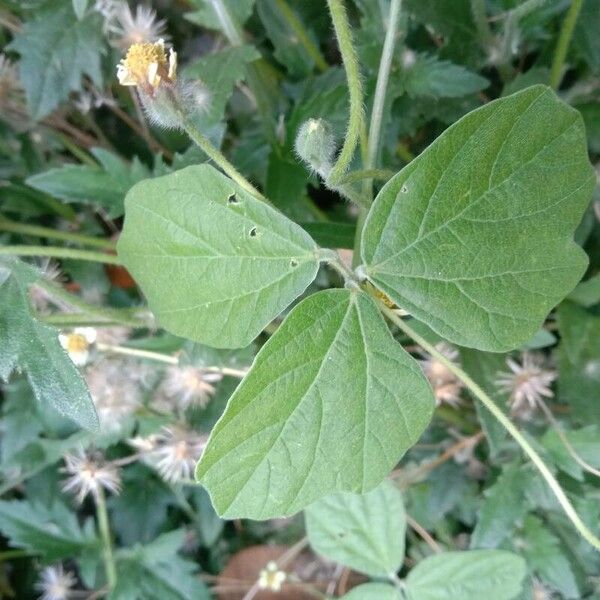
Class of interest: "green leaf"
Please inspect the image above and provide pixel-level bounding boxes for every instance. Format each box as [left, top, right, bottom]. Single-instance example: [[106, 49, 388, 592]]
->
[[361, 85, 594, 352], [26, 149, 150, 218], [517, 515, 581, 598], [574, 0, 600, 73], [185, 0, 256, 31], [9, 5, 104, 119], [340, 583, 402, 600], [403, 55, 489, 98], [256, 0, 315, 77], [459, 349, 508, 455], [117, 164, 320, 349], [557, 302, 600, 423], [72, 0, 89, 19], [305, 481, 406, 577], [541, 425, 600, 481], [0, 499, 98, 561], [112, 530, 210, 600], [0, 258, 98, 430], [183, 45, 261, 128], [196, 289, 434, 519], [300, 222, 356, 249], [470, 464, 529, 549], [405, 550, 526, 600], [568, 273, 600, 307]]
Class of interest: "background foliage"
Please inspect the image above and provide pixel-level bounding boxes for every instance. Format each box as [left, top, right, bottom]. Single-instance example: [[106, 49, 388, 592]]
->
[[0, 0, 599, 599]]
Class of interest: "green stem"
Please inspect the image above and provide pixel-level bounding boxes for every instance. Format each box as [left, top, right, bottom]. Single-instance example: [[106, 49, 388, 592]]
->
[[36, 279, 151, 328], [470, 0, 494, 48], [274, 0, 328, 72], [340, 168, 396, 184], [326, 0, 364, 185], [95, 487, 117, 589], [0, 217, 115, 249], [549, 0, 584, 89], [0, 245, 119, 264], [379, 305, 600, 551], [352, 207, 368, 268], [96, 342, 179, 364], [181, 118, 267, 202], [365, 0, 402, 199], [55, 133, 97, 167]]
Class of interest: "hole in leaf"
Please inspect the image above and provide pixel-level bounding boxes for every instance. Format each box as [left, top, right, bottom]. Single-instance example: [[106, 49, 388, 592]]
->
[[227, 193, 239, 204], [290, 259, 298, 268], [401, 185, 408, 193], [249, 227, 257, 237]]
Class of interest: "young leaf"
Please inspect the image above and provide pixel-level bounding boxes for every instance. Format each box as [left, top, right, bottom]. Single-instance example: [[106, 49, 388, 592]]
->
[[405, 550, 526, 600], [305, 481, 406, 577], [8, 4, 104, 119], [196, 289, 434, 519], [340, 583, 402, 600], [0, 499, 98, 561], [403, 54, 489, 98], [362, 85, 594, 352], [26, 149, 150, 218], [117, 164, 320, 349], [183, 45, 261, 128], [0, 258, 98, 431]]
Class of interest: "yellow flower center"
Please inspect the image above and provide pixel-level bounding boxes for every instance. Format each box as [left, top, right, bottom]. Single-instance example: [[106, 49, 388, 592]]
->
[[123, 42, 167, 80], [64, 333, 90, 354]]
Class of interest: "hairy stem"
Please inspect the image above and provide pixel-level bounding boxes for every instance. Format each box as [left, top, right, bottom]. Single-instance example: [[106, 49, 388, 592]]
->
[[0, 245, 119, 264], [326, 0, 364, 185], [379, 305, 600, 551], [274, 0, 328, 71], [365, 0, 402, 199], [95, 487, 117, 589], [0, 217, 115, 250], [549, 0, 583, 89], [181, 118, 266, 201]]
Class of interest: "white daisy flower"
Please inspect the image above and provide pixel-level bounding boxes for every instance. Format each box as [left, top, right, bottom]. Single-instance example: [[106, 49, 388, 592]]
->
[[58, 328, 97, 366], [61, 450, 121, 503], [35, 564, 76, 600]]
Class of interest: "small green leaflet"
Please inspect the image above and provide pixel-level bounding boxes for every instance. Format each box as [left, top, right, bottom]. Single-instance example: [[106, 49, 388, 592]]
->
[[362, 85, 594, 352], [117, 165, 320, 348], [340, 584, 401, 600], [405, 550, 526, 600], [9, 4, 104, 119], [196, 289, 434, 519], [26, 148, 150, 218], [0, 258, 98, 430], [183, 45, 261, 128], [305, 481, 406, 577], [403, 54, 489, 98]]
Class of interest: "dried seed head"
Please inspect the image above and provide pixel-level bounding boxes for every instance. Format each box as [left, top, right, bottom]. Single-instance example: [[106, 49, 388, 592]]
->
[[35, 564, 76, 600], [61, 450, 122, 503]]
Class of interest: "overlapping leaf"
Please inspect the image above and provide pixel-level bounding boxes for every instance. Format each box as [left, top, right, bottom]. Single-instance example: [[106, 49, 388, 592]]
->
[[0, 258, 98, 430], [305, 481, 406, 577], [117, 165, 320, 348], [362, 86, 595, 351], [196, 289, 434, 519]]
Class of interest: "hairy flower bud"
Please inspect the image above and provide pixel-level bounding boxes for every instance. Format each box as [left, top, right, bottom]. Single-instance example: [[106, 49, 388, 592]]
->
[[294, 118, 336, 178]]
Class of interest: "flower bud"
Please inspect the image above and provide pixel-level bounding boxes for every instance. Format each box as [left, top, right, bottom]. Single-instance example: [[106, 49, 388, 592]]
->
[[294, 118, 336, 178]]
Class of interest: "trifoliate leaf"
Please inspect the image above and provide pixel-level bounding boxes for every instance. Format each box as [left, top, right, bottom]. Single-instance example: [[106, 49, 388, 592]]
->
[[9, 4, 104, 119], [0, 258, 98, 430], [196, 289, 434, 519], [26, 148, 150, 218], [362, 85, 594, 352], [305, 481, 406, 577], [117, 164, 320, 349], [405, 550, 526, 600], [0, 499, 98, 560]]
